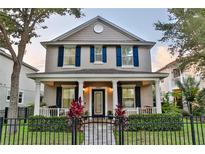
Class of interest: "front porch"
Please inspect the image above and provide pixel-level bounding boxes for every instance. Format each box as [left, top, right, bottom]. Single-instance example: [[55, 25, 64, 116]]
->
[[27, 70, 167, 117]]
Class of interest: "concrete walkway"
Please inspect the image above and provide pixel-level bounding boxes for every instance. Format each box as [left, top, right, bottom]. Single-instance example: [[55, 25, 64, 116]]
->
[[82, 122, 116, 145]]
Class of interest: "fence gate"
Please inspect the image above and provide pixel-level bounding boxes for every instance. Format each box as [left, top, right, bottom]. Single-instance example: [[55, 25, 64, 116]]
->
[[72, 116, 120, 145]]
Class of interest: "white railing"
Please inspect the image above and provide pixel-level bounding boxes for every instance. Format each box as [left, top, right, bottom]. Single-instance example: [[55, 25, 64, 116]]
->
[[39, 107, 157, 117], [125, 107, 157, 116], [39, 107, 69, 117]]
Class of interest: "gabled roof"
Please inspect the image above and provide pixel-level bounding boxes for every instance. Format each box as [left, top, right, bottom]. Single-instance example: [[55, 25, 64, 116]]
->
[[156, 60, 178, 72], [0, 48, 39, 72], [41, 16, 155, 47]]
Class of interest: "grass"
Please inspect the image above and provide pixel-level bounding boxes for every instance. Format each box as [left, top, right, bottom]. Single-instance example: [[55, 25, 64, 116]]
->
[[114, 120, 205, 145], [0, 123, 84, 145]]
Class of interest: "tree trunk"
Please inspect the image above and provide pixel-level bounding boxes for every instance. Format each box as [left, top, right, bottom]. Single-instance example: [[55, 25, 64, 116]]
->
[[8, 61, 21, 133]]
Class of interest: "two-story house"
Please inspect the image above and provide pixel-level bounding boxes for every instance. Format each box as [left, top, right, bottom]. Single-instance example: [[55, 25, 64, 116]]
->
[[0, 48, 39, 115], [157, 60, 204, 109], [28, 16, 168, 117]]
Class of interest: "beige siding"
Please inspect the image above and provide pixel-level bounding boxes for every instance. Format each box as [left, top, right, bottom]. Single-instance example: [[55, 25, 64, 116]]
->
[[44, 85, 56, 106], [64, 21, 134, 41], [45, 46, 151, 72], [141, 84, 153, 107]]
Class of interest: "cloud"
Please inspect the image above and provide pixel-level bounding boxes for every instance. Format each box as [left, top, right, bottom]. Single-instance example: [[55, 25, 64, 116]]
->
[[152, 46, 177, 72]]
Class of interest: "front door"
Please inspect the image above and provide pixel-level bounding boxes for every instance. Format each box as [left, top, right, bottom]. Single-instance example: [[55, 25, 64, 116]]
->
[[92, 89, 105, 117]]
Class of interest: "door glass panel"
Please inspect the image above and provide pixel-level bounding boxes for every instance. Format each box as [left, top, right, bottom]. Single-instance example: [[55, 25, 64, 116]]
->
[[94, 91, 103, 115]]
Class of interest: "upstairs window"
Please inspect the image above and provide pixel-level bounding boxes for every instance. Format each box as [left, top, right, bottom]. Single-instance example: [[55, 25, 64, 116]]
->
[[173, 69, 180, 78], [95, 46, 103, 62], [122, 46, 133, 66], [63, 47, 75, 66]]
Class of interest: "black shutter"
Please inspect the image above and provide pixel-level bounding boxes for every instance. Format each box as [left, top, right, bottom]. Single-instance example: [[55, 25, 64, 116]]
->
[[102, 46, 107, 63], [75, 86, 79, 101], [75, 46, 81, 67], [56, 87, 62, 108], [133, 46, 139, 67], [58, 46, 64, 67], [117, 83, 122, 106], [90, 46, 95, 63], [116, 46, 122, 66], [135, 86, 141, 107]]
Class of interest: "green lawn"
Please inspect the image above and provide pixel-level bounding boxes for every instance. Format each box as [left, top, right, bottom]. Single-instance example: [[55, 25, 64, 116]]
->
[[114, 121, 205, 145], [1, 124, 84, 145]]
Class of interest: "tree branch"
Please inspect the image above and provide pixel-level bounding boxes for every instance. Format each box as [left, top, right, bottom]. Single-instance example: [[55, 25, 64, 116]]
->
[[0, 23, 17, 62]]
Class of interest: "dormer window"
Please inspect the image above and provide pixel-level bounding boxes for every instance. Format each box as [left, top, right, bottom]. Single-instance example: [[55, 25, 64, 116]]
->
[[122, 46, 133, 66], [63, 46, 76, 66], [95, 46, 103, 62]]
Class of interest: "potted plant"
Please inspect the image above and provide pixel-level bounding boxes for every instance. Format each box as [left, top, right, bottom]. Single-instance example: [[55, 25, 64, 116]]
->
[[107, 110, 113, 119]]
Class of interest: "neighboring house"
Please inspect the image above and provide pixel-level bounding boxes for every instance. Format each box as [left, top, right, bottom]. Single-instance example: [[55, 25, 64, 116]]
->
[[28, 16, 168, 117], [0, 49, 39, 111], [157, 60, 204, 109]]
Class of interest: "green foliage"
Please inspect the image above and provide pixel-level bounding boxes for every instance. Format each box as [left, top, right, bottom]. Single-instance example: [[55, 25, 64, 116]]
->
[[161, 92, 181, 114], [128, 113, 183, 131], [154, 8, 205, 77], [194, 88, 205, 116], [162, 102, 181, 114], [176, 76, 200, 113], [28, 116, 71, 132]]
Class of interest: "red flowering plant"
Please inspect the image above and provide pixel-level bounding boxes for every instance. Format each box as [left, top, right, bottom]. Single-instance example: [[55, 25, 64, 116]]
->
[[115, 104, 126, 117], [67, 97, 84, 118], [114, 104, 128, 130], [67, 97, 84, 130]]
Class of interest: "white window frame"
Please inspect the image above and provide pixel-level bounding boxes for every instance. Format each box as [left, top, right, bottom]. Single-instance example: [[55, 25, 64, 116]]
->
[[94, 46, 103, 64], [63, 46, 76, 67], [122, 46, 134, 67], [61, 86, 76, 108], [121, 85, 136, 108], [6, 89, 24, 104]]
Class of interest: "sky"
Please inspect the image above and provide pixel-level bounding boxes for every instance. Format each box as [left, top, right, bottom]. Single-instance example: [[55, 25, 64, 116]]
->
[[23, 8, 177, 72]]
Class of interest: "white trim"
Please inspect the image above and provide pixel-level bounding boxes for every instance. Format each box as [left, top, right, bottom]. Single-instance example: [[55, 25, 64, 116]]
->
[[121, 84, 136, 88], [62, 65, 77, 69], [93, 62, 104, 65], [89, 87, 108, 116], [61, 85, 77, 88], [27, 73, 168, 79], [121, 65, 135, 68]]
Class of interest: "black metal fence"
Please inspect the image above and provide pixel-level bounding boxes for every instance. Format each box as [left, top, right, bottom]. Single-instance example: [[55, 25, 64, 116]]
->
[[0, 115, 204, 145], [0, 107, 34, 119]]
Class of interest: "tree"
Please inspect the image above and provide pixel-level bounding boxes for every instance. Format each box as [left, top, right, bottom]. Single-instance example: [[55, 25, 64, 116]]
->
[[194, 88, 205, 116], [176, 76, 200, 114], [154, 9, 205, 77], [0, 9, 83, 122]]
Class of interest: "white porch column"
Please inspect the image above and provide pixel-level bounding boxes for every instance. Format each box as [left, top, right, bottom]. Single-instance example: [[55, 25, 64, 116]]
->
[[155, 80, 162, 113], [78, 80, 84, 103], [34, 80, 41, 115], [112, 80, 118, 114]]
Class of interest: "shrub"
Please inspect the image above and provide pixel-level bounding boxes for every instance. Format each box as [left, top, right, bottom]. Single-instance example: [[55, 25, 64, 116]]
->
[[162, 102, 181, 114], [128, 113, 183, 131], [28, 115, 71, 132]]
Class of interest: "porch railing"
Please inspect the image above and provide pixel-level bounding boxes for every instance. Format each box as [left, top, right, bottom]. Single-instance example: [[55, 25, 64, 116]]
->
[[125, 107, 157, 116], [39, 107, 157, 117], [39, 107, 69, 117]]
